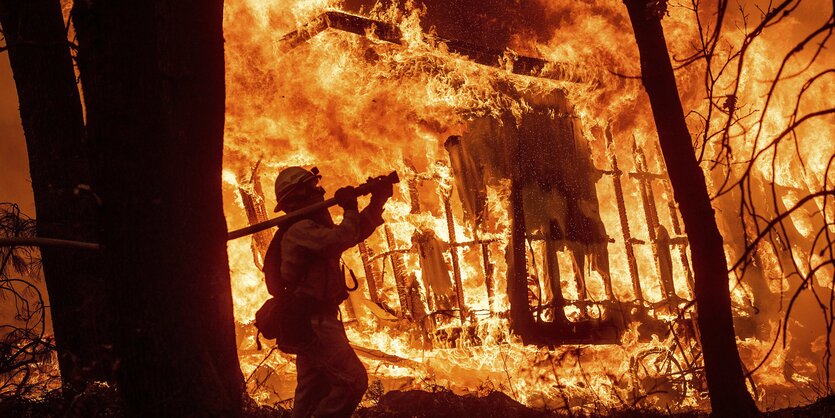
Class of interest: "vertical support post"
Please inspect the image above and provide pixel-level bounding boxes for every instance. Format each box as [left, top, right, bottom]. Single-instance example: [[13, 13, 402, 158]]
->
[[508, 174, 534, 339], [480, 237, 495, 313], [408, 177, 421, 214], [544, 235, 569, 324], [654, 143, 695, 293], [238, 171, 273, 267], [358, 242, 381, 304], [384, 225, 413, 319], [605, 127, 643, 301], [443, 196, 467, 324], [632, 136, 676, 300], [342, 293, 357, 322]]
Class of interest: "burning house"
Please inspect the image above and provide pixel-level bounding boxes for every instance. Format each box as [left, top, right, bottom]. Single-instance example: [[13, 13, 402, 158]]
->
[[1, 0, 832, 415], [219, 0, 834, 412]]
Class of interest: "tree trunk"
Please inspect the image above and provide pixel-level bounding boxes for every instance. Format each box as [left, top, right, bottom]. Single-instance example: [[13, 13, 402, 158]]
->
[[72, 1, 244, 416], [622, 1, 759, 416], [0, 0, 114, 391]]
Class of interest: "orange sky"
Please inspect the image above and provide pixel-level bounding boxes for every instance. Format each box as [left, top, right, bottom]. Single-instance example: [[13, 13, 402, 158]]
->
[[0, 53, 35, 216]]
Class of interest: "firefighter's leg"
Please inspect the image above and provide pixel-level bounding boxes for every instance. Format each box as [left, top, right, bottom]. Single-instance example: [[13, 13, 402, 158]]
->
[[292, 351, 329, 418], [309, 314, 369, 418]]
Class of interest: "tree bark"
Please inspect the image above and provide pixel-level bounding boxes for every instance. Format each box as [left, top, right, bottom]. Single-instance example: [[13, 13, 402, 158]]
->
[[72, 1, 244, 416], [0, 0, 114, 391], [622, 1, 759, 416]]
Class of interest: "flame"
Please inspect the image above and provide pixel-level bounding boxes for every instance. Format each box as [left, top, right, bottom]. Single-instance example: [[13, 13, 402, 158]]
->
[[222, 0, 835, 412]]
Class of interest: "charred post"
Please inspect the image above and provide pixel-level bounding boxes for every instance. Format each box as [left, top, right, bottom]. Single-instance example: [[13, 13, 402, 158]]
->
[[654, 143, 695, 294], [358, 241, 382, 304], [604, 126, 643, 301], [237, 169, 273, 266], [630, 137, 677, 301], [443, 195, 468, 323], [384, 224, 413, 319]]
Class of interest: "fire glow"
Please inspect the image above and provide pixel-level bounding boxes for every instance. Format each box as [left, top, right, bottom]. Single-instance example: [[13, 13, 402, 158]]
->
[[220, 0, 835, 412]]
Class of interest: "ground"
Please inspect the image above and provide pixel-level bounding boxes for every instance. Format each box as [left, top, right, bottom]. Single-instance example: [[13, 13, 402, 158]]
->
[[1, 386, 833, 417]]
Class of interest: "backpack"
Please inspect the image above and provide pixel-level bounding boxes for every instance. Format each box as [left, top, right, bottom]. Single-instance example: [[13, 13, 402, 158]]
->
[[254, 227, 315, 354]]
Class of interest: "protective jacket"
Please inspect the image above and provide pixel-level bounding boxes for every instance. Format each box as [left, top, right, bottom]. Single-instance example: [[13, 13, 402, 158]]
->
[[263, 200, 385, 310]]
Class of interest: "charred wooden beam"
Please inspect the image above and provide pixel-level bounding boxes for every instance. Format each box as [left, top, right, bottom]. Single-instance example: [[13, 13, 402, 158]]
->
[[407, 177, 421, 214], [384, 225, 413, 319], [238, 168, 273, 266], [507, 165, 535, 341], [368, 247, 412, 263], [279, 11, 584, 83], [342, 293, 357, 322], [350, 344, 421, 369], [604, 127, 643, 301], [443, 196, 468, 324], [544, 232, 569, 324], [480, 237, 496, 313], [631, 136, 677, 301], [654, 143, 695, 294], [358, 242, 381, 304], [567, 243, 589, 302]]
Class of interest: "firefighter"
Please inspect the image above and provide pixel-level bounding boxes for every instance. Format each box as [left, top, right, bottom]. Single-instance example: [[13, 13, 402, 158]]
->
[[264, 166, 391, 418]]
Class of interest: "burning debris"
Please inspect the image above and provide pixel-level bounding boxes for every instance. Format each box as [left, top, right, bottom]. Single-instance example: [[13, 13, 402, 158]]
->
[[0, 0, 831, 415], [217, 0, 835, 413], [1, 0, 809, 412], [222, 5, 713, 411]]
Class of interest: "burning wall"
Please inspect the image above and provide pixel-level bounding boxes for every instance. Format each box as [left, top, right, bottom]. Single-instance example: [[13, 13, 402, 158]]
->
[[221, 0, 834, 412]]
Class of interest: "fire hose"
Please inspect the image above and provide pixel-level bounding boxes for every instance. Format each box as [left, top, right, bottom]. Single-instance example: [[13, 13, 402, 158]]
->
[[0, 171, 399, 249]]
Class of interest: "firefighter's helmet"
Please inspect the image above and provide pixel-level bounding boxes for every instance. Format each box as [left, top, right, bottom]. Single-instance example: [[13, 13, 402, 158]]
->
[[273, 166, 321, 212]]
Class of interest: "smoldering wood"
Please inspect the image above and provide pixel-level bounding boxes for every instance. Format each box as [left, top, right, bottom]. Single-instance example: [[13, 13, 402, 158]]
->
[[384, 224, 414, 319], [237, 168, 273, 268], [507, 146, 535, 340], [342, 291, 358, 322], [448, 91, 621, 344], [407, 177, 421, 214], [412, 230, 456, 312], [654, 143, 695, 293], [604, 127, 642, 302], [445, 135, 487, 228], [629, 137, 697, 302], [444, 136, 495, 311], [279, 11, 585, 83], [630, 137, 678, 301], [443, 196, 468, 323], [358, 242, 382, 303], [543, 233, 569, 324], [655, 224, 676, 300], [479, 236, 496, 313]]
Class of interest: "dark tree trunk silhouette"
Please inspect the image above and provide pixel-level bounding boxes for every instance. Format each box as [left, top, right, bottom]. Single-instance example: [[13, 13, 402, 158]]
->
[[0, 0, 113, 391], [72, 1, 244, 415], [623, 1, 759, 416]]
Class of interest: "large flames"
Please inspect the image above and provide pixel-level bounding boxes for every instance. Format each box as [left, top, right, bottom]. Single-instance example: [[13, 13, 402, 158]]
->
[[221, 0, 834, 412]]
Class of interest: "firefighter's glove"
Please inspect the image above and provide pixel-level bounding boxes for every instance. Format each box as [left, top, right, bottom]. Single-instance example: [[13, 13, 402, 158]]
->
[[369, 178, 394, 204], [334, 186, 359, 211]]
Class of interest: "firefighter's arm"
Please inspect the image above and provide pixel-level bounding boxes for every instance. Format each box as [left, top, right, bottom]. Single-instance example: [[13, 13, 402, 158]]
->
[[357, 192, 388, 242]]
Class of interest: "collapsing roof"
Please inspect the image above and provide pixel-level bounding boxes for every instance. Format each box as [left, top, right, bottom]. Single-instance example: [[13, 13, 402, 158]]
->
[[279, 11, 587, 83]]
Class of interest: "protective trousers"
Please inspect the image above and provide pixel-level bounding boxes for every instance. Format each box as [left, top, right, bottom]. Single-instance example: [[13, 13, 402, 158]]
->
[[292, 313, 368, 418]]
